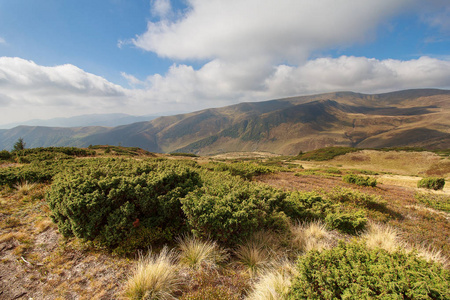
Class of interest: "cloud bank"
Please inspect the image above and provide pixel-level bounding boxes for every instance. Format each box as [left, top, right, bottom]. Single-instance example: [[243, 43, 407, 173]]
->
[[1, 0, 450, 124], [0, 57, 129, 123], [134, 0, 410, 62]]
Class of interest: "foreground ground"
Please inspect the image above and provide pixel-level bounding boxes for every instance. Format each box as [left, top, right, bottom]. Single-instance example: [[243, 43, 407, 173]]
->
[[0, 149, 449, 299]]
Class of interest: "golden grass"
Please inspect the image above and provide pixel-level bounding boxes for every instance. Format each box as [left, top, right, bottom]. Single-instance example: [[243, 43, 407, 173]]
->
[[123, 247, 182, 300], [331, 150, 443, 176], [246, 267, 293, 300], [291, 220, 333, 253], [34, 219, 54, 233], [413, 246, 449, 268], [0, 231, 30, 244], [177, 235, 228, 269], [13, 181, 36, 195], [362, 222, 403, 253], [234, 232, 280, 277]]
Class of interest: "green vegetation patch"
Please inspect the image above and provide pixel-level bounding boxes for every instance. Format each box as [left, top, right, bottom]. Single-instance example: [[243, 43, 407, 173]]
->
[[2, 147, 95, 163], [284, 191, 367, 234], [204, 161, 276, 180], [181, 171, 290, 245], [296, 147, 359, 161], [47, 159, 202, 250], [343, 174, 377, 187], [0, 159, 91, 187], [170, 152, 199, 157], [417, 177, 446, 190], [415, 192, 450, 213], [288, 241, 450, 299]]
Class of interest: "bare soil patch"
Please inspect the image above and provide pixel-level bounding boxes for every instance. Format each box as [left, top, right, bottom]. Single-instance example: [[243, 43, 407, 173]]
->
[[0, 186, 132, 300]]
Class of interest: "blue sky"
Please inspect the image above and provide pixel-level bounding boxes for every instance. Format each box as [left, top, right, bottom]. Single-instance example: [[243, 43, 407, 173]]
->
[[0, 0, 449, 124]]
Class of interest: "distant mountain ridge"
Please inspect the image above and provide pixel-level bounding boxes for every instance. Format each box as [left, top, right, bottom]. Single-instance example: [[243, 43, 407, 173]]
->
[[1, 89, 449, 154], [0, 113, 160, 129]]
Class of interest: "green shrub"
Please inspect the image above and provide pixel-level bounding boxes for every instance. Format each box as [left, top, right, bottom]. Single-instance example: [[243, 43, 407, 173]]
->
[[343, 174, 377, 187], [181, 172, 290, 245], [324, 211, 367, 234], [283, 191, 368, 234], [170, 152, 199, 157], [0, 150, 11, 160], [326, 187, 386, 210], [0, 158, 93, 187], [0, 164, 55, 187], [417, 177, 445, 190], [47, 159, 202, 249], [288, 241, 450, 299], [297, 147, 358, 161], [204, 162, 275, 180], [283, 192, 333, 221]]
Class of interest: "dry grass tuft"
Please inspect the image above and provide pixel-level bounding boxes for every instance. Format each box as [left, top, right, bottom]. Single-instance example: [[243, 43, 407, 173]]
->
[[35, 219, 54, 233], [246, 262, 296, 300], [0, 231, 30, 244], [177, 235, 228, 269], [362, 222, 402, 253], [123, 247, 182, 300], [13, 181, 36, 195], [291, 220, 333, 253], [415, 246, 449, 268], [235, 232, 280, 277]]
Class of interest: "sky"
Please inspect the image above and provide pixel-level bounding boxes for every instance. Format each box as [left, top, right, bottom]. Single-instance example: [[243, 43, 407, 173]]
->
[[0, 0, 450, 125]]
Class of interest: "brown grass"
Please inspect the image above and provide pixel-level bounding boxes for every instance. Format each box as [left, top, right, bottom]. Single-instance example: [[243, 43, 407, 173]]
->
[[362, 222, 403, 253], [234, 232, 281, 277], [331, 150, 446, 176], [177, 235, 228, 269], [246, 265, 295, 300], [256, 171, 450, 258], [291, 221, 334, 253], [123, 247, 182, 300]]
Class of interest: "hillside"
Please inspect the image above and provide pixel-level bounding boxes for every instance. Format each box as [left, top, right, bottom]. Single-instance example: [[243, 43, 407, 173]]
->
[[1, 89, 449, 154], [0, 147, 449, 298]]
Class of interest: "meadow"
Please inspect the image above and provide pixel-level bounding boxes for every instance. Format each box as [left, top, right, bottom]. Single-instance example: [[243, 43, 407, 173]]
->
[[0, 146, 449, 299]]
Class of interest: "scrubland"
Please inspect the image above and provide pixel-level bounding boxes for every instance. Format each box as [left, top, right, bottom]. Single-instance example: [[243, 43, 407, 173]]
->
[[0, 146, 449, 299]]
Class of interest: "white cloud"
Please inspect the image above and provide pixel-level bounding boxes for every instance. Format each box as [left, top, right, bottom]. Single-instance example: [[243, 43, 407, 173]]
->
[[0, 37, 6, 44], [130, 55, 450, 109], [261, 56, 450, 98], [0, 57, 130, 123], [151, 0, 172, 19], [133, 0, 409, 62], [121, 72, 145, 87], [1, 55, 449, 125]]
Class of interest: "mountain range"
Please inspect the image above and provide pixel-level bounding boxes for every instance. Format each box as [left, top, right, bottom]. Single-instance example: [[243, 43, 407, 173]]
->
[[1, 89, 449, 155], [0, 113, 160, 129]]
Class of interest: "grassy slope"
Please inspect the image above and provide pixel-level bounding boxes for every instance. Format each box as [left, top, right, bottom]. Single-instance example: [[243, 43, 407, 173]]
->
[[1, 148, 449, 298]]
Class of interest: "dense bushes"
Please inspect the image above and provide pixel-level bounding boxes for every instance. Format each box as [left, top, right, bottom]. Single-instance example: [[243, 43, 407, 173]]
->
[[0, 159, 96, 187], [47, 159, 201, 249], [181, 172, 290, 245], [288, 241, 450, 299], [7, 148, 369, 251], [297, 147, 358, 161], [417, 177, 445, 190], [283, 191, 367, 234], [343, 174, 377, 187], [0, 150, 12, 160], [204, 162, 275, 180]]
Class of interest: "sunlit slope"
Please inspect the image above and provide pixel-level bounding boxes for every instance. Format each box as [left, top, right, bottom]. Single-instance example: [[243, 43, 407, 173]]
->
[[1, 89, 449, 154]]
